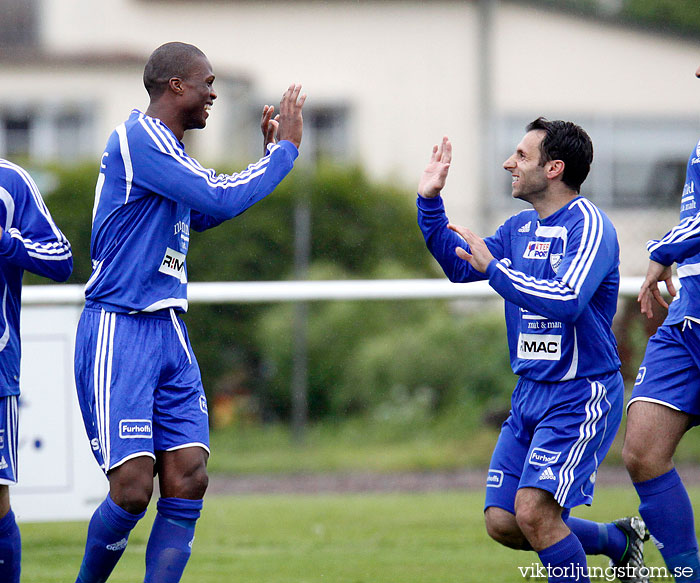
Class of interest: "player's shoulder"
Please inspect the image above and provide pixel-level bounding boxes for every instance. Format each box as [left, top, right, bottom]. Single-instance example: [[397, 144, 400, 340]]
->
[[567, 196, 618, 236], [0, 158, 37, 195], [686, 138, 700, 174], [567, 196, 609, 219], [690, 137, 700, 159], [504, 208, 538, 235]]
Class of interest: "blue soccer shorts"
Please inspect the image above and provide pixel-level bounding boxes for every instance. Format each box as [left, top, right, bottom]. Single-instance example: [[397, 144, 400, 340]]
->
[[0, 395, 18, 485], [74, 306, 209, 473], [629, 321, 700, 425], [484, 371, 623, 513]]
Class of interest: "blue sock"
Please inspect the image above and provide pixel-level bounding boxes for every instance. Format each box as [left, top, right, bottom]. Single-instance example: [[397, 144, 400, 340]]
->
[[635, 469, 700, 582], [537, 532, 590, 583], [76, 494, 145, 583], [0, 509, 20, 583], [565, 516, 628, 562], [144, 497, 202, 583]]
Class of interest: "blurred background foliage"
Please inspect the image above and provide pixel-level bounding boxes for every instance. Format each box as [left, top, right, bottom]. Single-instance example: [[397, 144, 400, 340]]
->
[[542, 0, 700, 36]]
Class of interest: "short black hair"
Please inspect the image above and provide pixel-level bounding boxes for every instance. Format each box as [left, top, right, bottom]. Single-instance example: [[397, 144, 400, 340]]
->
[[143, 42, 207, 99], [526, 117, 593, 193]]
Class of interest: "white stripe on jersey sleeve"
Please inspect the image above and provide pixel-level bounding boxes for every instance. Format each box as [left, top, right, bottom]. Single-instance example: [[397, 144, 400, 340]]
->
[[646, 212, 700, 254], [138, 114, 275, 190], [7, 229, 72, 260]]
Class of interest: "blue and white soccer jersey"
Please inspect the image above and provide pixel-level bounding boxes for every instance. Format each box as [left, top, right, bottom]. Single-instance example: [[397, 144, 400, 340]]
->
[[485, 373, 623, 512], [0, 159, 72, 485], [0, 396, 19, 485], [630, 138, 700, 418], [74, 306, 209, 472], [86, 110, 298, 314], [417, 193, 622, 510], [76, 110, 296, 473]]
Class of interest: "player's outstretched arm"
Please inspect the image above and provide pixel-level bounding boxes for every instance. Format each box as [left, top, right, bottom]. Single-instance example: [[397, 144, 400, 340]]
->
[[418, 137, 451, 199], [638, 259, 676, 319], [276, 83, 306, 149]]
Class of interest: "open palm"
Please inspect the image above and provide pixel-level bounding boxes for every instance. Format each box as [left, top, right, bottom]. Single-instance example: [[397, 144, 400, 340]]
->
[[418, 137, 452, 198]]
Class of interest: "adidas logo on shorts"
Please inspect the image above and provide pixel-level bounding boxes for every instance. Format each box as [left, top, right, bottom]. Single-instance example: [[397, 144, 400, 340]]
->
[[538, 467, 556, 481], [0, 456, 8, 470]]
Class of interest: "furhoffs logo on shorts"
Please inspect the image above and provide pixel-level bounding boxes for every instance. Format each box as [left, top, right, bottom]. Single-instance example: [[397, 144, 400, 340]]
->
[[529, 448, 561, 467], [486, 469, 503, 488], [119, 419, 152, 439]]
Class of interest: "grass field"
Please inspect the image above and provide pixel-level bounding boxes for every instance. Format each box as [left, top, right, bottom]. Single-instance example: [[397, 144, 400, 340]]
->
[[20, 486, 698, 583]]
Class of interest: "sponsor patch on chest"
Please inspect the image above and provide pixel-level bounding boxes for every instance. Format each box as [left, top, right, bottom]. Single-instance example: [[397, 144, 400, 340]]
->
[[523, 240, 550, 259], [517, 333, 561, 361], [159, 247, 188, 283]]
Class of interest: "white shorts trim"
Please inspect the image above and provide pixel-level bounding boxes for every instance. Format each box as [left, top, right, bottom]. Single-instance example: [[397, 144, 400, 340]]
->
[[107, 451, 156, 473], [0, 477, 16, 486], [164, 442, 210, 455], [627, 396, 682, 414]]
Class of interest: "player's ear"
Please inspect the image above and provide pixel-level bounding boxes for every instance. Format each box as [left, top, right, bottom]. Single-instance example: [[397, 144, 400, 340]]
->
[[168, 77, 184, 96], [546, 159, 565, 180]]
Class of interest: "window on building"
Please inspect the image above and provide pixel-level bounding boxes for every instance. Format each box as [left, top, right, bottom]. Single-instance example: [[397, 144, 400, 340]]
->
[[0, 107, 95, 163], [3, 115, 32, 159], [304, 105, 350, 164], [490, 115, 700, 210], [0, 0, 39, 48], [249, 103, 350, 165]]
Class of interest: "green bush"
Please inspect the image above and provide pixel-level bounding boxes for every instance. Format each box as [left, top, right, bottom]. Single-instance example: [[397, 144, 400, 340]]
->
[[255, 267, 515, 420]]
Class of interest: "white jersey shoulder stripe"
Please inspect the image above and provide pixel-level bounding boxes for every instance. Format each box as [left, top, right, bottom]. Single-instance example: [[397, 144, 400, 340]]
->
[[561, 198, 603, 295], [0, 160, 66, 243], [0, 160, 70, 248], [0, 187, 15, 232], [115, 123, 134, 205]]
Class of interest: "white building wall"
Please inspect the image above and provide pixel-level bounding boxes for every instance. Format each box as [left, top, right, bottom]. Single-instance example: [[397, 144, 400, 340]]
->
[[30, 0, 700, 274], [39, 0, 482, 239]]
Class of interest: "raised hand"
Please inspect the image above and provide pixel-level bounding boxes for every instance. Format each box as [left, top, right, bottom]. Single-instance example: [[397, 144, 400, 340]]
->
[[260, 104, 280, 154], [276, 83, 306, 149], [448, 224, 494, 273], [418, 137, 452, 199], [638, 259, 676, 319]]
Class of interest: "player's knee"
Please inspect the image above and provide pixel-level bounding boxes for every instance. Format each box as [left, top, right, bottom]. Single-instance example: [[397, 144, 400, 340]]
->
[[111, 480, 153, 514], [484, 507, 527, 550], [108, 460, 155, 514], [187, 465, 209, 499], [621, 438, 645, 474], [622, 437, 663, 482], [170, 463, 209, 499], [514, 503, 547, 540]]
